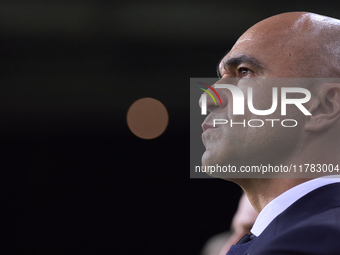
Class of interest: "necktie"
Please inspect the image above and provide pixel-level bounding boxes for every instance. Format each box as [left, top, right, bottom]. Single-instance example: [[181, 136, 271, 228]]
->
[[236, 233, 256, 244], [226, 233, 257, 255]]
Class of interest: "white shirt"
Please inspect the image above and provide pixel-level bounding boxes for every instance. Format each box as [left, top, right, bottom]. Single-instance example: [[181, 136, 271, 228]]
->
[[251, 176, 340, 236]]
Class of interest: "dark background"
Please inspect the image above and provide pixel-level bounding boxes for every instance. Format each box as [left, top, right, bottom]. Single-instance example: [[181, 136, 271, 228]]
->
[[2, 1, 340, 254]]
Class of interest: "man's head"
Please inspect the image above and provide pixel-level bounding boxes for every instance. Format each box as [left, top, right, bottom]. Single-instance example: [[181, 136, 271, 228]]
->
[[200, 12, 340, 179], [221, 12, 340, 78]]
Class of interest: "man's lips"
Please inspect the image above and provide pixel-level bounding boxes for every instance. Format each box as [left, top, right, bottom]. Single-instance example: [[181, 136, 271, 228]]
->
[[202, 122, 215, 132]]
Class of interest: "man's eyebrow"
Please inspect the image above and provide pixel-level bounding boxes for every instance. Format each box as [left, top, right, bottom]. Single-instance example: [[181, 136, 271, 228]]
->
[[216, 55, 264, 78]]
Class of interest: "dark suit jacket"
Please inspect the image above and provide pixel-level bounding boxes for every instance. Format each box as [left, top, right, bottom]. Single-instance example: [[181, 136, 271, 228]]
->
[[227, 183, 340, 255]]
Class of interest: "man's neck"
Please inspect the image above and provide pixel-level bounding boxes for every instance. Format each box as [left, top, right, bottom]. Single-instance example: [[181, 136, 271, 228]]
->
[[238, 178, 312, 213]]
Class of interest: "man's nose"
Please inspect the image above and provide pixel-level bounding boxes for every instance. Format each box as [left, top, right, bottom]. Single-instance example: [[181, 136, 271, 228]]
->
[[198, 84, 222, 113]]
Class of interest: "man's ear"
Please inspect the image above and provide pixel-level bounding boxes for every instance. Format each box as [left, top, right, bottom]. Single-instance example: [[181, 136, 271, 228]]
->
[[305, 84, 340, 132]]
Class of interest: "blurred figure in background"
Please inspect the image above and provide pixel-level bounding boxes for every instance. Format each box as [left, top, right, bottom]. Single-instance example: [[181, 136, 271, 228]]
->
[[201, 193, 257, 255]]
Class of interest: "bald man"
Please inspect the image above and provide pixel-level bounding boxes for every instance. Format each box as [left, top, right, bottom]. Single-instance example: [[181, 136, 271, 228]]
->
[[200, 12, 340, 255]]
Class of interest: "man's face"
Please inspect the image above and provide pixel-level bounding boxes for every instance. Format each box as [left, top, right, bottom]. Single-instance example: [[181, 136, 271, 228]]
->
[[200, 18, 311, 170]]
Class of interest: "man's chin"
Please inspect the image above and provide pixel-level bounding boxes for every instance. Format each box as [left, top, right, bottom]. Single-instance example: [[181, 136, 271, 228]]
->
[[201, 149, 219, 166], [201, 153, 232, 179]]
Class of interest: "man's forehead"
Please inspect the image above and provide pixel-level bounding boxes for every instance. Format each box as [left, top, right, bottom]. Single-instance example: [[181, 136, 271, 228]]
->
[[221, 34, 272, 65], [219, 28, 293, 71], [222, 13, 306, 61]]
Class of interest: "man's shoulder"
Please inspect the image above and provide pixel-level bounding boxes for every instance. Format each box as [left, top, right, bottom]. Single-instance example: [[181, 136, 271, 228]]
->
[[250, 205, 340, 255], [285, 206, 340, 239], [259, 209, 340, 254], [245, 183, 340, 254]]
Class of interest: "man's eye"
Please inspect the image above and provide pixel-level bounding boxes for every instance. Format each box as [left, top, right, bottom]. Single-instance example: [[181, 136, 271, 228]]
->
[[238, 67, 252, 77]]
